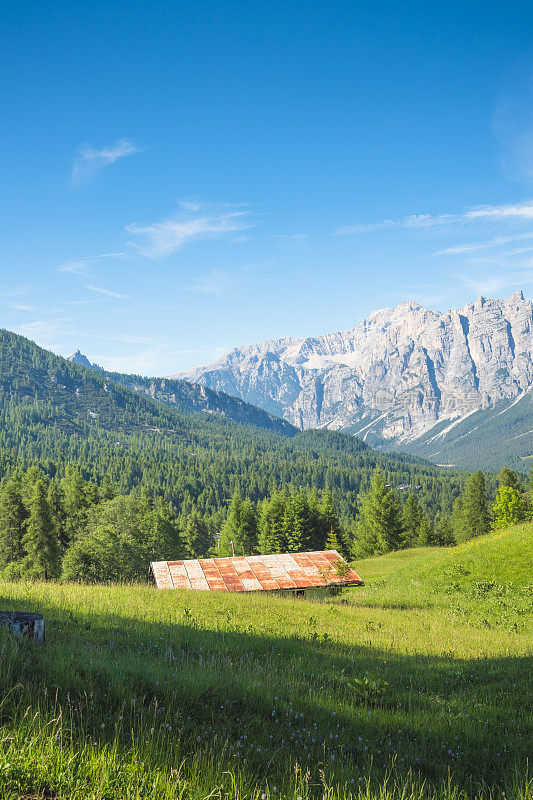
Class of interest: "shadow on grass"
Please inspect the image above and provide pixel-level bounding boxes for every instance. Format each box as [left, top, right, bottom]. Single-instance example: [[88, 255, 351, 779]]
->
[[0, 588, 531, 797]]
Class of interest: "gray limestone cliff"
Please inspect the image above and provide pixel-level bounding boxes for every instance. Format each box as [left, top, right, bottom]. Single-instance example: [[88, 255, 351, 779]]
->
[[175, 291, 533, 446]]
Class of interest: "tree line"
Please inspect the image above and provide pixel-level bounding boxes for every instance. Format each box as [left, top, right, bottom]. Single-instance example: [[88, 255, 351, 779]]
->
[[1, 461, 531, 582]]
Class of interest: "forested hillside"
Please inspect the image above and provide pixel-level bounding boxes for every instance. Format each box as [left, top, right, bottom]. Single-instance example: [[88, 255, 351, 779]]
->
[[0, 329, 296, 437], [3, 327, 530, 583], [0, 328, 468, 519]]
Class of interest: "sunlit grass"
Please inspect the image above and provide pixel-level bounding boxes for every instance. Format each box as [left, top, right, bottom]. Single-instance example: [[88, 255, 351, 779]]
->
[[0, 524, 531, 799]]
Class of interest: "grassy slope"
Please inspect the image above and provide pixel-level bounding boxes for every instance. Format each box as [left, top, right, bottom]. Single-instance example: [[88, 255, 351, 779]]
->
[[0, 527, 531, 800]]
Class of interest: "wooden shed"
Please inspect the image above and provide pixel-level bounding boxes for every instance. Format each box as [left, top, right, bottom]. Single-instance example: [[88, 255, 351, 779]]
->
[[150, 550, 363, 596]]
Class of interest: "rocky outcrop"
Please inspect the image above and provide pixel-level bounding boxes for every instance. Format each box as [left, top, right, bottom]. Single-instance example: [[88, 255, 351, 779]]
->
[[68, 350, 103, 372], [176, 291, 533, 445]]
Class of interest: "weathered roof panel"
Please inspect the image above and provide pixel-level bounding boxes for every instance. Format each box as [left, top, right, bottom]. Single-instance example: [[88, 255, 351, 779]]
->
[[150, 551, 363, 592]]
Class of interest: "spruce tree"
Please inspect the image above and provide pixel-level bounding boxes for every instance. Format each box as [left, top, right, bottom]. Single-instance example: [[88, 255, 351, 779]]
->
[[401, 494, 423, 546], [258, 492, 286, 554], [23, 480, 60, 579], [285, 492, 311, 552], [417, 517, 435, 546], [0, 475, 26, 569], [239, 499, 258, 555], [353, 468, 403, 556], [218, 491, 243, 556], [434, 516, 455, 546], [47, 482, 68, 550], [185, 511, 214, 557], [61, 467, 88, 541], [456, 471, 490, 542], [497, 467, 523, 493], [324, 528, 340, 551], [318, 491, 343, 551]]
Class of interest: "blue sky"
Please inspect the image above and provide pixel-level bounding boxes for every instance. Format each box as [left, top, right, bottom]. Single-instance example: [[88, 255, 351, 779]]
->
[[2, 0, 533, 375]]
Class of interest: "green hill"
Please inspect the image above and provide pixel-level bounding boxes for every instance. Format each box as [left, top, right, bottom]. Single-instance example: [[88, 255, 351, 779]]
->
[[0, 328, 297, 437], [353, 523, 533, 629], [0, 523, 531, 799], [354, 522, 532, 588]]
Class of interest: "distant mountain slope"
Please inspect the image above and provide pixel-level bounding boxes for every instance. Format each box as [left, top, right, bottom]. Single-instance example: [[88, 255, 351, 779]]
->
[[176, 291, 533, 470], [0, 332, 296, 438], [106, 371, 296, 436], [0, 329, 468, 525], [384, 384, 533, 471]]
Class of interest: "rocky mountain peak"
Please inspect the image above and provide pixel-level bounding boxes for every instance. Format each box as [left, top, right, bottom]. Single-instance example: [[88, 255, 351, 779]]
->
[[68, 350, 104, 372], [176, 291, 533, 446]]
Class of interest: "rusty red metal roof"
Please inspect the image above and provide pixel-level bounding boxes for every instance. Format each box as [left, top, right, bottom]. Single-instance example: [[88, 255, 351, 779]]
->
[[150, 550, 363, 591]]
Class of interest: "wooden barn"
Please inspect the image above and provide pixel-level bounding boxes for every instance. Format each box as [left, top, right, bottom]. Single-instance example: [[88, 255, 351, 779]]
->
[[150, 550, 363, 596]]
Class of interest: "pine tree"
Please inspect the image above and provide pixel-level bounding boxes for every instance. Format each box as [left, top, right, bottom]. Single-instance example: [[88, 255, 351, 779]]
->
[[497, 467, 523, 493], [324, 528, 340, 551], [239, 500, 258, 555], [401, 494, 423, 547], [417, 517, 435, 546], [185, 511, 214, 557], [0, 475, 26, 569], [258, 492, 286, 554], [218, 491, 243, 556], [47, 482, 68, 550], [434, 516, 455, 546], [23, 480, 60, 579], [285, 492, 311, 552], [456, 471, 490, 542], [353, 468, 403, 556]]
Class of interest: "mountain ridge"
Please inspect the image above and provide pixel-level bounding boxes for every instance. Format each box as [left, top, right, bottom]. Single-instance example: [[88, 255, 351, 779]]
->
[[0, 329, 297, 439], [175, 290, 533, 468]]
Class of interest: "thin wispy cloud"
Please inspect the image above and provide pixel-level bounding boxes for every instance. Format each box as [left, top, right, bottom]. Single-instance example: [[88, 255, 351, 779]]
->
[[86, 284, 129, 299], [434, 233, 533, 256], [4, 301, 33, 311], [126, 202, 254, 257], [453, 271, 533, 296], [71, 138, 141, 183], [270, 233, 308, 240], [186, 269, 232, 295], [15, 317, 76, 347], [185, 263, 276, 296], [57, 252, 125, 276], [335, 200, 533, 235]]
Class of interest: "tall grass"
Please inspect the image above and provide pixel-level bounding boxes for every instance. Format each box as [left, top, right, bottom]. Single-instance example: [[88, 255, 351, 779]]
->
[[0, 524, 531, 799]]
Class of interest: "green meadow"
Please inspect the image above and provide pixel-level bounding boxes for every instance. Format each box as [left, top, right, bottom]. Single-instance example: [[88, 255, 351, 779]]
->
[[0, 524, 531, 800]]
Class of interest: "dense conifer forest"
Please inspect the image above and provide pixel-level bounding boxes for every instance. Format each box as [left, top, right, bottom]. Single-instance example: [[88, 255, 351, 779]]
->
[[1, 327, 531, 581]]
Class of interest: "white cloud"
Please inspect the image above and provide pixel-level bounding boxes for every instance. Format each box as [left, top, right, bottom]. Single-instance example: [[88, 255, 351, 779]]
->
[[71, 139, 141, 183], [126, 203, 253, 257], [464, 201, 533, 220], [57, 252, 125, 276], [86, 284, 129, 299], [4, 301, 33, 311], [270, 233, 308, 240], [335, 201, 533, 236], [15, 317, 76, 348]]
